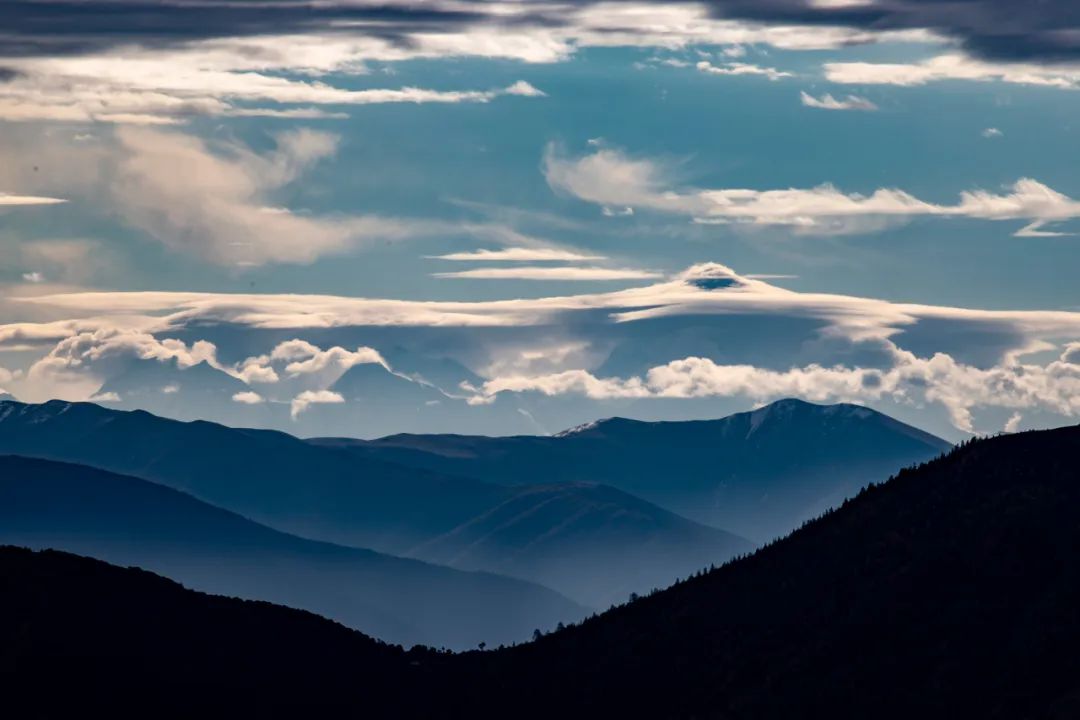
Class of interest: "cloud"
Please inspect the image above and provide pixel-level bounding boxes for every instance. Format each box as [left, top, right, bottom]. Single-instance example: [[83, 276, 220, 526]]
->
[[982, 127, 1004, 138], [15, 328, 224, 402], [0, 42, 548, 123], [21, 272, 44, 284], [696, 61, 791, 81], [824, 54, 1080, 89], [799, 91, 877, 111], [290, 389, 344, 419], [103, 126, 476, 265], [0, 2, 927, 62], [1004, 411, 1023, 432], [543, 145, 1080, 236], [7, 261, 1080, 433], [432, 266, 662, 280], [0, 193, 66, 206], [429, 248, 606, 262], [476, 342, 1080, 434], [232, 391, 265, 405]]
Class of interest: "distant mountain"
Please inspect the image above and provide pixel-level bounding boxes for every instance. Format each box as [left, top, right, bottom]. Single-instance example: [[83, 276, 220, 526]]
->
[[411, 482, 752, 608], [0, 455, 583, 649], [320, 398, 952, 541], [6, 424, 1080, 719], [0, 399, 751, 607]]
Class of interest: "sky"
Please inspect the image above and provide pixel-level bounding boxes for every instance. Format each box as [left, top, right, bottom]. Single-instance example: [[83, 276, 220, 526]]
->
[[1, 0, 1080, 441]]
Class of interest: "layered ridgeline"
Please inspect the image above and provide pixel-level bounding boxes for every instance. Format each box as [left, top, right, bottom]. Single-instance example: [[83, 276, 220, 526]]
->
[[5, 425, 1080, 718], [0, 400, 750, 608], [315, 398, 952, 541], [0, 456, 583, 649]]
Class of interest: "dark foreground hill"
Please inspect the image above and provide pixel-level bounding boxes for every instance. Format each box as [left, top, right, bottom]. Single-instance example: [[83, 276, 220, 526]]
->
[[0, 400, 750, 607], [0, 546, 429, 718], [0, 456, 583, 649], [5, 425, 1080, 719], [317, 398, 951, 541]]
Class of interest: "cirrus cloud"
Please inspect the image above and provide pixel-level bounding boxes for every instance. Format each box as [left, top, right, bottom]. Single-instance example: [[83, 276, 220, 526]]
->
[[543, 144, 1080, 236]]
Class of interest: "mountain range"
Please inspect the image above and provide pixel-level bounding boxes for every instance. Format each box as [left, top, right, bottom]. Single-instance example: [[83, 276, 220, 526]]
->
[[4, 424, 1079, 718], [0, 399, 758, 607], [314, 398, 952, 541], [0, 455, 582, 649]]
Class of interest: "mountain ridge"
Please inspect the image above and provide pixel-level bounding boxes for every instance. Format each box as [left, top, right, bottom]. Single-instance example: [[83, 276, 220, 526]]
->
[[0, 454, 585, 649]]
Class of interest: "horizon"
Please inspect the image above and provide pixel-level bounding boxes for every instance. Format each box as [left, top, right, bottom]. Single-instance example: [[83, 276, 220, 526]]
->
[[2, 2, 1080, 443]]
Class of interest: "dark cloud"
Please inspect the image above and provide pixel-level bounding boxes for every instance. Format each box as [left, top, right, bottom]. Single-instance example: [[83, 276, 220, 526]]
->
[[704, 0, 1080, 63], [0, 1, 488, 56], [0, 0, 1078, 63]]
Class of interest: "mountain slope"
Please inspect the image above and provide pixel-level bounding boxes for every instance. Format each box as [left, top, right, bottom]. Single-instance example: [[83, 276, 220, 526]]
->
[[0, 545, 424, 718], [410, 482, 752, 608], [455, 424, 1080, 718], [5, 424, 1080, 718], [0, 399, 509, 551], [0, 399, 750, 607], [0, 455, 584, 649], [319, 398, 952, 541]]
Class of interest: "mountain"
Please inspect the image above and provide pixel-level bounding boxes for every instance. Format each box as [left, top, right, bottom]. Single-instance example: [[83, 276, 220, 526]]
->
[[449, 424, 1080, 718], [0, 545, 425, 718], [0, 398, 506, 551], [0, 455, 583, 649], [0, 399, 751, 607], [410, 482, 752, 608], [318, 398, 952, 541], [6, 424, 1080, 718]]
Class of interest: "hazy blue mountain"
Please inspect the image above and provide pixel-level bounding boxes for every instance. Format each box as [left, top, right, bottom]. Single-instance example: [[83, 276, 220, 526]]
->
[[319, 398, 952, 541], [0, 455, 584, 649], [0, 399, 751, 606], [6, 424, 1080, 719], [410, 482, 752, 608], [0, 398, 504, 551]]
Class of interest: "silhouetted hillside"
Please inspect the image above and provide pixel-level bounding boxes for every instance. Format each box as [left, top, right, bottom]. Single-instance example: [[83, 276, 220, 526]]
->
[[320, 398, 951, 541], [5, 425, 1080, 718], [0, 400, 751, 606], [455, 424, 1080, 718], [0, 546, 424, 718], [0, 455, 584, 649]]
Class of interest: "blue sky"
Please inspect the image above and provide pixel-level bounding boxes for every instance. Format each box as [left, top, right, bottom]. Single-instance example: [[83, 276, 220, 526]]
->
[[2, 1, 1080, 440]]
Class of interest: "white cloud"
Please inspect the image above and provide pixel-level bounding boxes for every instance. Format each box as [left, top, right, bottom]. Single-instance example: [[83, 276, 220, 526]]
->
[[476, 342, 1080, 434], [824, 53, 1080, 89], [433, 266, 661, 280], [7, 262, 1080, 433], [696, 60, 792, 81], [429, 248, 606, 262], [0, 45, 546, 124], [270, 339, 386, 378], [290, 389, 344, 419], [105, 127, 466, 265], [982, 127, 1004, 138], [1004, 412, 1023, 433], [0, 193, 67, 206], [232, 391, 265, 405], [503, 81, 547, 97], [543, 145, 1080, 236], [799, 91, 878, 111], [21, 272, 45, 284], [15, 328, 224, 402]]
